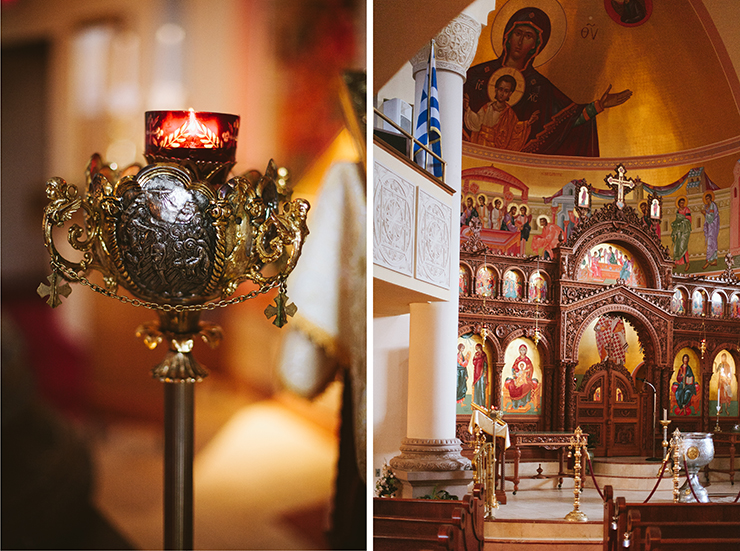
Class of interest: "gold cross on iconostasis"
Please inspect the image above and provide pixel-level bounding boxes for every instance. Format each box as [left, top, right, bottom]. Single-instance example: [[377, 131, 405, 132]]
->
[[605, 164, 636, 210]]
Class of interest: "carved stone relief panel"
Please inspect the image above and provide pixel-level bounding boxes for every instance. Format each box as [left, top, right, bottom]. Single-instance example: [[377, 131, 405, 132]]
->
[[416, 189, 451, 289], [373, 162, 415, 276]]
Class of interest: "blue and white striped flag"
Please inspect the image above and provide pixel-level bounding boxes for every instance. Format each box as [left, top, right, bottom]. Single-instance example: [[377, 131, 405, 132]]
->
[[413, 40, 443, 178]]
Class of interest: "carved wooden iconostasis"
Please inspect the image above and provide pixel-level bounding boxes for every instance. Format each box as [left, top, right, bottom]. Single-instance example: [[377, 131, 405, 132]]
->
[[457, 180, 740, 458], [455, 0, 740, 459]]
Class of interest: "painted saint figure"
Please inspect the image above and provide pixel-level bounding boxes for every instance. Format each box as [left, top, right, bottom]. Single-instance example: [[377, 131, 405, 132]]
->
[[490, 198, 503, 230], [516, 205, 532, 255], [672, 289, 685, 314], [461, 196, 479, 227], [476, 266, 494, 297], [477, 194, 490, 229], [472, 343, 488, 406], [671, 197, 692, 271], [529, 273, 548, 303], [463, 74, 539, 151], [672, 354, 699, 414], [715, 353, 733, 416], [463, 7, 632, 156], [501, 204, 518, 232], [505, 344, 539, 409], [701, 191, 719, 270], [457, 343, 470, 403], [531, 216, 563, 259], [503, 271, 522, 299]]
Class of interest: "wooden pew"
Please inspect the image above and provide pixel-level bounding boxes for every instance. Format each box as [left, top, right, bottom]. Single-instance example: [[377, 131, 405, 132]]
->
[[603, 484, 740, 551], [373, 485, 484, 551]]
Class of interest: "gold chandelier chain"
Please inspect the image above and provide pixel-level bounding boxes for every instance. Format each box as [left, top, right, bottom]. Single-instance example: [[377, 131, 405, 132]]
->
[[50, 259, 279, 312]]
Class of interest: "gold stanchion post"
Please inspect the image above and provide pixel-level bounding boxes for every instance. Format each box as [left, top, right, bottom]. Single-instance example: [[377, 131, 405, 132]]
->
[[565, 426, 588, 522], [671, 429, 682, 503]]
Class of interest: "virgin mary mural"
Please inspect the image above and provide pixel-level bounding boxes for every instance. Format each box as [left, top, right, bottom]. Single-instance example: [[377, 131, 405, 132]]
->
[[502, 339, 542, 414], [463, 4, 632, 156]]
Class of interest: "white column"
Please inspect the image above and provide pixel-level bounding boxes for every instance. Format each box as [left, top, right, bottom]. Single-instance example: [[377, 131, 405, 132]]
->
[[390, 15, 481, 496]]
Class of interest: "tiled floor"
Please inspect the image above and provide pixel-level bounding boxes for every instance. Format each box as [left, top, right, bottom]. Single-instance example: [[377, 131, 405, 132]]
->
[[493, 456, 739, 522], [493, 480, 739, 522], [89, 379, 342, 550]]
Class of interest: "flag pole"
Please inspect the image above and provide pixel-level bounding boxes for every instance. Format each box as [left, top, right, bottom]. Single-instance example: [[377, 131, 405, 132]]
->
[[426, 40, 434, 170]]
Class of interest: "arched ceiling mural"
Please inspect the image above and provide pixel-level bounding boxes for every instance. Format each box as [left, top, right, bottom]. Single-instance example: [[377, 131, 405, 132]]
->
[[464, 0, 740, 160]]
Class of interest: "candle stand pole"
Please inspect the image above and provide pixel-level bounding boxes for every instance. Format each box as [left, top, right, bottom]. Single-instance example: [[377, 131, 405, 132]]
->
[[165, 382, 195, 550], [38, 110, 310, 551]]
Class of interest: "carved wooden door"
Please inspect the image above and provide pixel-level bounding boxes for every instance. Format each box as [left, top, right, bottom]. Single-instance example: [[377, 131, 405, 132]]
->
[[577, 365, 642, 457]]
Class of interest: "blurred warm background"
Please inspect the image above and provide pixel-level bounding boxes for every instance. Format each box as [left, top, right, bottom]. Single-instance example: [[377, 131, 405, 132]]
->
[[1, 0, 366, 549]]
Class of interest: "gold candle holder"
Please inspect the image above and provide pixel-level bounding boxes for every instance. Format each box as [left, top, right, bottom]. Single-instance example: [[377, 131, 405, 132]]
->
[[565, 426, 588, 522], [714, 405, 722, 432], [659, 419, 671, 459], [38, 111, 310, 550]]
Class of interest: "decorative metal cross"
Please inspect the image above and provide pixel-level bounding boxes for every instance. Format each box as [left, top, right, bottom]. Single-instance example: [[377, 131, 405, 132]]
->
[[37, 271, 72, 308], [605, 164, 636, 210], [264, 289, 297, 327]]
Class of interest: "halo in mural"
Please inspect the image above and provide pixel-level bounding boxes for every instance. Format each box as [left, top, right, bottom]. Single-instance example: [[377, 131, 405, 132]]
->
[[674, 195, 688, 209], [575, 243, 647, 287], [490, 0, 567, 68], [604, 0, 653, 28], [502, 338, 542, 415], [487, 67, 527, 107]]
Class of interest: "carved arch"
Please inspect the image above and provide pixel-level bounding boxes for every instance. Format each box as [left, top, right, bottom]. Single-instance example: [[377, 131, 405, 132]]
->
[[500, 325, 555, 367], [570, 229, 663, 289], [570, 303, 663, 367], [458, 323, 503, 362], [689, 288, 709, 316], [708, 289, 727, 317]]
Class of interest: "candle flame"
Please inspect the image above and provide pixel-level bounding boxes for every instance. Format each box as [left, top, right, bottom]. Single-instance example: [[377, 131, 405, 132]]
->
[[160, 110, 221, 149]]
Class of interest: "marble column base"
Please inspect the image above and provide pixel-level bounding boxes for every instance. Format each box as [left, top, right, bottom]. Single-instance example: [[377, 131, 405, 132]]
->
[[389, 438, 473, 499]]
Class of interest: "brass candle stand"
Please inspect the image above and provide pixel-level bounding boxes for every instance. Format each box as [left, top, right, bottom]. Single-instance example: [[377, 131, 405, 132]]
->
[[659, 419, 671, 459], [565, 426, 588, 522], [38, 111, 309, 550], [470, 403, 499, 519], [714, 405, 722, 432]]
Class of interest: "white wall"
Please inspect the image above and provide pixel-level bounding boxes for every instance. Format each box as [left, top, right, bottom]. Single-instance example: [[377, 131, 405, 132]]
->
[[372, 314, 410, 484]]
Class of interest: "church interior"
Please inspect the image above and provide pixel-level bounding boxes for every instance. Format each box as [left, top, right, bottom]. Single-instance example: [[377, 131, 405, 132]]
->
[[2, 0, 366, 549], [3, 0, 740, 549], [374, 0, 740, 549]]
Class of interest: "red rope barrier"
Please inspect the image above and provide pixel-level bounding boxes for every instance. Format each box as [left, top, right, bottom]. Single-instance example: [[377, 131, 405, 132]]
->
[[583, 451, 604, 500], [643, 453, 672, 504]]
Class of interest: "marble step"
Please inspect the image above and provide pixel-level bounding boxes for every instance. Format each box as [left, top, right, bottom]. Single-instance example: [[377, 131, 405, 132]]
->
[[506, 456, 737, 492], [484, 519, 602, 550]]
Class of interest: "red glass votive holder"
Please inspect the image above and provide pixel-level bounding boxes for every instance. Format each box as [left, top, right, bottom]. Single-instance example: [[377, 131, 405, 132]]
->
[[145, 109, 240, 163]]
